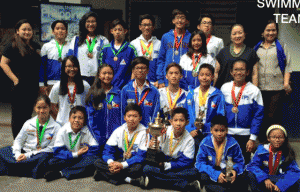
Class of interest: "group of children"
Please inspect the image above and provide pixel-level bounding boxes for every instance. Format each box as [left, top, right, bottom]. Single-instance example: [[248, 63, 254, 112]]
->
[[0, 8, 299, 192]]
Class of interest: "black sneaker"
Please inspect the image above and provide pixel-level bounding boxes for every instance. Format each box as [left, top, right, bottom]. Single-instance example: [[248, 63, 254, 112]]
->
[[93, 170, 103, 181], [186, 180, 201, 192], [131, 176, 143, 186], [44, 171, 61, 182]]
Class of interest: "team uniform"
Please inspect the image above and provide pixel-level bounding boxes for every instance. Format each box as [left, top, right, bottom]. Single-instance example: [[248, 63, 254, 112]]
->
[[179, 53, 215, 90], [221, 81, 264, 163], [206, 35, 224, 58], [246, 144, 300, 192], [49, 81, 90, 125], [67, 35, 109, 84], [86, 86, 122, 148], [195, 135, 246, 192], [130, 35, 161, 84], [143, 126, 197, 190], [99, 40, 137, 89], [48, 122, 98, 180], [157, 29, 191, 85], [39, 39, 70, 86], [121, 79, 160, 127], [94, 123, 147, 185], [0, 116, 60, 178]]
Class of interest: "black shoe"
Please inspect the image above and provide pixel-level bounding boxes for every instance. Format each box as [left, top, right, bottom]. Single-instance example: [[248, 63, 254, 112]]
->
[[131, 176, 143, 186], [44, 171, 61, 182], [93, 170, 103, 181], [186, 180, 201, 192]]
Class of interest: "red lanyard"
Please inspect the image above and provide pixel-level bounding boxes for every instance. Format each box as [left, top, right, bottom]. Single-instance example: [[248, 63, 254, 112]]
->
[[135, 82, 149, 106], [269, 145, 282, 175], [231, 82, 246, 108], [67, 84, 77, 104], [174, 29, 185, 50], [206, 34, 212, 45], [192, 53, 202, 70]]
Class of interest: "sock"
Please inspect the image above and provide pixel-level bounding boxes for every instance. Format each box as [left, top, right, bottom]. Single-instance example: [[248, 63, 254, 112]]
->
[[125, 177, 132, 183]]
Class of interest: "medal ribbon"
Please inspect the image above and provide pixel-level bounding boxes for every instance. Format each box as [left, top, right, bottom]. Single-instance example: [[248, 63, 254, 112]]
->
[[206, 34, 212, 45], [69, 132, 81, 150], [167, 87, 182, 110], [169, 131, 182, 156], [174, 29, 185, 50], [269, 145, 282, 175], [105, 94, 114, 104], [134, 82, 150, 106], [199, 88, 209, 107], [36, 118, 49, 147], [231, 82, 246, 108], [124, 130, 139, 153], [140, 40, 153, 57], [111, 42, 128, 57], [192, 53, 202, 72], [67, 84, 77, 105], [86, 36, 97, 53], [213, 138, 225, 167], [55, 41, 65, 60]]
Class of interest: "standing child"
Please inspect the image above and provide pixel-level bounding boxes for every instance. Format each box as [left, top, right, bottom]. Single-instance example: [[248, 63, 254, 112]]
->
[[68, 12, 109, 85], [157, 9, 191, 88], [246, 125, 300, 192], [121, 57, 160, 127], [39, 20, 70, 92], [221, 59, 264, 163], [130, 14, 161, 87], [49, 55, 90, 125], [0, 95, 61, 178], [99, 18, 137, 89], [159, 63, 187, 121], [44, 106, 98, 181], [179, 30, 217, 90], [186, 64, 225, 152], [93, 103, 147, 185], [195, 115, 247, 192], [85, 64, 121, 150]]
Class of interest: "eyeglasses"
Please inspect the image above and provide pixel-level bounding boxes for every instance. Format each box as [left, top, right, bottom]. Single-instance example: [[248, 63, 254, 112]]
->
[[201, 22, 212, 25], [269, 136, 285, 140], [134, 66, 148, 71], [140, 23, 153, 27]]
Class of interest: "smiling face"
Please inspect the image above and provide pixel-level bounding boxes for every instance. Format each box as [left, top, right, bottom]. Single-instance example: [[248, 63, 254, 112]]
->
[[230, 61, 249, 85], [172, 14, 188, 30], [35, 99, 50, 122], [124, 110, 142, 130], [110, 24, 127, 42], [139, 19, 154, 38], [197, 17, 213, 36], [263, 23, 277, 43], [191, 34, 202, 52], [65, 59, 78, 79], [268, 129, 286, 150], [170, 113, 188, 137], [52, 22, 68, 40], [17, 23, 33, 41], [133, 63, 149, 80], [211, 124, 228, 143], [85, 16, 97, 35], [69, 111, 85, 133], [166, 66, 182, 85], [230, 25, 245, 46], [198, 67, 214, 87], [99, 66, 114, 85]]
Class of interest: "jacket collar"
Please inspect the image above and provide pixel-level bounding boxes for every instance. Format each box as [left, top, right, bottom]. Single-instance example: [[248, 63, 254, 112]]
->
[[65, 122, 89, 135], [204, 134, 237, 151], [137, 34, 157, 43], [29, 116, 57, 129], [124, 123, 146, 133], [194, 86, 216, 97]]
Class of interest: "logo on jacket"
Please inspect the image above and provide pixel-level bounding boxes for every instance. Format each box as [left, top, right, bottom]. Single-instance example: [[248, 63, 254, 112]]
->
[[112, 101, 119, 108], [120, 59, 126, 65], [98, 103, 104, 110], [187, 99, 192, 105], [144, 99, 153, 106], [127, 99, 135, 104], [211, 102, 217, 108]]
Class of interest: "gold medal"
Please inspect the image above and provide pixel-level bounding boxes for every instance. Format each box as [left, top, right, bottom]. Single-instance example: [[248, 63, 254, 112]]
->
[[113, 56, 118, 61], [87, 52, 93, 59], [107, 104, 112, 110], [174, 50, 179, 55], [232, 107, 239, 114], [192, 71, 198, 77]]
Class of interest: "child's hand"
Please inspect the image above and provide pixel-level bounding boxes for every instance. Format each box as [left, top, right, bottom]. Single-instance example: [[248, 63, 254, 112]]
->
[[158, 83, 165, 89], [190, 130, 198, 137], [77, 146, 89, 156], [217, 172, 227, 183], [274, 185, 280, 192], [246, 139, 255, 152], [16, 154, 26, 162], [264, 179, 276, 191], [230, 170, 236, 183]]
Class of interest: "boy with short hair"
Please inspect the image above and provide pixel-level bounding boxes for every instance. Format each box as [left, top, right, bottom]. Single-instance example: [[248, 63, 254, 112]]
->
[[44, 106, 98, 181], [157, 9, 191, 88], [121, 57, 160, 127], [130, 14, 161, 87], [138, 107, 199, 191], [186, 64, 225, 151], [93, 103, 147, 185], [195, 115, 246, 192]]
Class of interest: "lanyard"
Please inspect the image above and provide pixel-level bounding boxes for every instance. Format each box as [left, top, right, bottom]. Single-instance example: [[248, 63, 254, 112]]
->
[[140, 40, 153, 57], [199, 88, 209, 107], [86, 36, 97, 53], [124, 130, 138, 153], [67, 84, 77, 105], [111, 42, 127, 57], [69, 132, 81, 150], [105, 94, 114, 104], [167, 87, 182, 110], [169, 131, 182, 156], [206, 34, 212, 45], [55, 41, 65, 59], [36, 118, 49, 147], [174, 29, 185, 50], [134, 82, 149, 106], [231, 82, 246, 108], [269, 145, 282, 175], [192, 53, 202, 71]]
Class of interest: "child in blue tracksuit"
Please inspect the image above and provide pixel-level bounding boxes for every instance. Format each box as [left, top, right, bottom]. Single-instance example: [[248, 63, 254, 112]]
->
[[221, 59, 264, 163], [99, 18, 137, 89], [85, 64, 121, 150], [40, 20, 70, 89], [195, 115, 247, 192], [121, 57, 160, 127], [246, 125, 300, 192], [186, 64, 225, 152], [0, 95, 61, 178], [44, 106, 98, 181], [93, 104, 147, 185], [157, 9, 191, 88]]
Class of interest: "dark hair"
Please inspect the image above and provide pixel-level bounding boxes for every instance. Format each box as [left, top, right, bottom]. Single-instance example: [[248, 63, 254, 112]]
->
[[211, 115, 228, 129], [171, 9, 189, 21], [230, 24, 245, 35], [198, 13, 215, 26], [110, 18, 128, 30], [131, 57, 149, 70], [78, 12, 101, 46], [13, 19, 35, 57], [187, 30, 207, 58], [230, 59, 250, 71], [171, 107, 189, 120], [85, 64, 114, 108], [139, 14, 155, 26], [166, 62, 183, 74], [261, 19, 278, 40], [59, 55, 84, 95], [124, 103, 142, 117], [51, 20, 68, 31], [199, 64, 215, 75], [69, 106, 88, 126], [34, 94, 51, 107]]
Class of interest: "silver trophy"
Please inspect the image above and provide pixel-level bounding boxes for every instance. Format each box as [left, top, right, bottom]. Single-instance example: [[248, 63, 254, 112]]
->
[[194, 107, 206, 130]]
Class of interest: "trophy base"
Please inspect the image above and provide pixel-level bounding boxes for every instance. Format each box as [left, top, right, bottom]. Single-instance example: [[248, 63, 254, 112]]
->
[[145, 148, 164, 166]]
